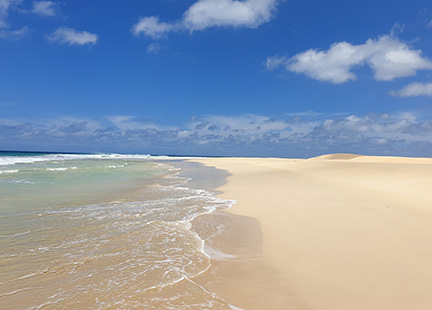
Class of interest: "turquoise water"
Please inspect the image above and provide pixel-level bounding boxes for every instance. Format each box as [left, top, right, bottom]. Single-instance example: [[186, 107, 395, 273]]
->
[[0, 153, 237, 309], [0, 155, 162, 213]]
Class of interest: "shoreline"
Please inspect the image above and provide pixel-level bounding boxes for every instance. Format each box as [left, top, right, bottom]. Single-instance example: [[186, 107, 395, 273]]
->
[[169, 160, 299, 309], [189, 155, 432, 310]]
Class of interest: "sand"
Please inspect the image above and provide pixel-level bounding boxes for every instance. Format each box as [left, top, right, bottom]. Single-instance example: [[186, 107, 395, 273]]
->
[[189, 154, 432, 310]]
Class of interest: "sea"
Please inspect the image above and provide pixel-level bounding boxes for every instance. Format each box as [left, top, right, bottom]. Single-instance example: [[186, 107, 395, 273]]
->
[[0, 151, 240, 309]]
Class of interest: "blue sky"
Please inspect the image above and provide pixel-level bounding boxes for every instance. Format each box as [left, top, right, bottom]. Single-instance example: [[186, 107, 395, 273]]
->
[[1, 0, 432, 157]]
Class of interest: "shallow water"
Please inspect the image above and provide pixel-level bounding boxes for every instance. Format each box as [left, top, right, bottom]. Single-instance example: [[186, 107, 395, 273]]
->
[[0, 153, 239, 309]]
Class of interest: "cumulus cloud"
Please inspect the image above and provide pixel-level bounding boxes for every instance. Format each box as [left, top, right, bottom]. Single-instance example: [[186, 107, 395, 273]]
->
[[31, 1, 56, 16], [266, 35, 432, 84], [132, 16, 177, 39], [390, 82, 432, 97], [132, 0, 278, 38], [1, 112, 432, 157], [48, 27, 98, 45], [183, 0, 277, 30]]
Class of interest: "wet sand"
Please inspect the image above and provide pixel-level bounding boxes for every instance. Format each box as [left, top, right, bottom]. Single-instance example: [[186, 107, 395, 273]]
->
[[189, 154, 432, 310]]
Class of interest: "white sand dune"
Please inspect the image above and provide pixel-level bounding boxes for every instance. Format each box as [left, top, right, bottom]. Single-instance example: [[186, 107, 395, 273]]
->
[[191, 154, 432, 310]]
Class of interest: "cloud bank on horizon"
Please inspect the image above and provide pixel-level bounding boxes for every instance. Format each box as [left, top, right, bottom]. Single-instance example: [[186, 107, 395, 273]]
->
[[1, 113, 431, 157]]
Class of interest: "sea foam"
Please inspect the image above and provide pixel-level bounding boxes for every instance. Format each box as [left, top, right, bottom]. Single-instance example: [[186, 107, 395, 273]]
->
[[0, 153, 204, 166]]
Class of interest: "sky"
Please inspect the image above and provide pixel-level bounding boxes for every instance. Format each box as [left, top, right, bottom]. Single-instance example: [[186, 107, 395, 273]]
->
[[1, 0, 432, 157]]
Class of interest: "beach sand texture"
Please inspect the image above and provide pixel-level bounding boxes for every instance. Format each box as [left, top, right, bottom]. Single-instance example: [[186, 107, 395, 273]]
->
[[191, 155, 432, 310]]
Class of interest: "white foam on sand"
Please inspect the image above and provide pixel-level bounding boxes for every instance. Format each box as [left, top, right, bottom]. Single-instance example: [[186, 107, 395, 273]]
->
[[0, 169, 19, 174]]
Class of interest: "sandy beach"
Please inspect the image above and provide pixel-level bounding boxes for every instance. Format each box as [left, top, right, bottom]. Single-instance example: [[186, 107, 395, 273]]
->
[[190, 154, 432, 310]]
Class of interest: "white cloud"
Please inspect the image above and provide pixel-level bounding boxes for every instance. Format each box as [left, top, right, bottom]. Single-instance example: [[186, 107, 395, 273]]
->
[[390, 82, 432, 97], [266, 35, 432, 84], [132, 0, 278, 38], [365, 36, 432, 81], [132, 16, 177, 39], [147, 43, 161, 54], [183, 0, 277, 31], [48, 27, 98, 45], [31, 1, 56, 16]]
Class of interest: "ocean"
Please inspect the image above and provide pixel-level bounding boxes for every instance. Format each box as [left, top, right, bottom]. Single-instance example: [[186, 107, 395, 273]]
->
[[0, 152, 239, 309]]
